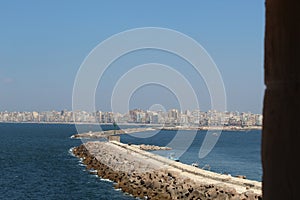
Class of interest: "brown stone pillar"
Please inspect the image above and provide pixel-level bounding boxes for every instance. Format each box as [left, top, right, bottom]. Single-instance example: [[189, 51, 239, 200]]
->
[[263, 0, 300, 199]]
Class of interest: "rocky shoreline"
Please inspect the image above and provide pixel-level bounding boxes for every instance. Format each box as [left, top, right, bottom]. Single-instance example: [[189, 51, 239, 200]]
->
[[72, 141, 262, 200]]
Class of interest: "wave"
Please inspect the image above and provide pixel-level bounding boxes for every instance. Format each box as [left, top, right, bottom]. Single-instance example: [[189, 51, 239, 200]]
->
[[68, 147, 75, 155], [91, 174, 99, 178], [78, 163, 85, 167], [99, 178, 113, 183]]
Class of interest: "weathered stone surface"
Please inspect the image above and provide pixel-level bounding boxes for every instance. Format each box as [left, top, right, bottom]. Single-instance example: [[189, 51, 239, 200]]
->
[[132, 144, 172, 151], [236, 175, 246, 179], [72, 143, 261, 199]]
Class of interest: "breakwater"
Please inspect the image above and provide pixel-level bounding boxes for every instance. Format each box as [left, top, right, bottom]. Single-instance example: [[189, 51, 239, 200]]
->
[[72, 141, 262, 199], [71, 127, 157, 139]]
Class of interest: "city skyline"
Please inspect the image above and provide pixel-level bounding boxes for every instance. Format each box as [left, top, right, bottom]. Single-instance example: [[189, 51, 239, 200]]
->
[[0, 108, 263, 127]]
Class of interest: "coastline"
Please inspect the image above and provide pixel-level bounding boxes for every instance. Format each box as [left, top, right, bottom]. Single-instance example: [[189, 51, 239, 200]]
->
[[72, 140, 262, 199], [71, 126, 261, 139], [160, 126, 262, 131], [0, 121, 262, 131]]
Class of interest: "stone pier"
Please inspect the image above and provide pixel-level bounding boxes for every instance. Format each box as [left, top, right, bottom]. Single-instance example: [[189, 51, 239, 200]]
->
[[73, 141, 262, 199]]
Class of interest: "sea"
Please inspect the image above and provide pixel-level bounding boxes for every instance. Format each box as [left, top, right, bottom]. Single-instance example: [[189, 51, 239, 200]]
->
[[0, 123, 262, 200]]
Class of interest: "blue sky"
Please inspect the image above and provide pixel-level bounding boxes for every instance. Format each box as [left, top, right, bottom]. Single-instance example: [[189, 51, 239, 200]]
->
[[0, 1, 265, 113]]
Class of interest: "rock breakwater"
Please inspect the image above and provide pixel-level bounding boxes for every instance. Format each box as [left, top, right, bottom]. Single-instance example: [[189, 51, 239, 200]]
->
[[72, 141, 262, 200]]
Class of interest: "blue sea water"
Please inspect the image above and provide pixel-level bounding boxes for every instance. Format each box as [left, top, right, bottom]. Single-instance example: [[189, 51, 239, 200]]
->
[[0, 123, 262, 200]]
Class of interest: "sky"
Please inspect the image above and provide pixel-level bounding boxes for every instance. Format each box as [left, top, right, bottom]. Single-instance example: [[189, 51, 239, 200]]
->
[[0, 1, 265, 113]]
